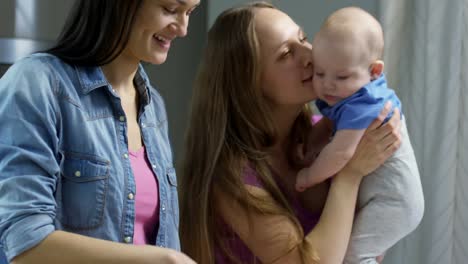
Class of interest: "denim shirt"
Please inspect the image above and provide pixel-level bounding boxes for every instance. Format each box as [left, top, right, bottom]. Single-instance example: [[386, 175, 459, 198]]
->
[[0, 53, 179, 262]]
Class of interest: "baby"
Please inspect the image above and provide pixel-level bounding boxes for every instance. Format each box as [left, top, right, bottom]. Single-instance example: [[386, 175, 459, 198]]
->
[[295, 7, 425, 264]]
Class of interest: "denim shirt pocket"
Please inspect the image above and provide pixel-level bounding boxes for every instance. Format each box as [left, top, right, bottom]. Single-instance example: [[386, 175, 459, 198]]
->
[[166, 167, 179, 229], [58, 152, 110, 230]]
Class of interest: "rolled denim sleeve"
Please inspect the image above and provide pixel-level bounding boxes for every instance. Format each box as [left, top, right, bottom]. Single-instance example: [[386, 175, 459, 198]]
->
[[0, 58, 61, 262]]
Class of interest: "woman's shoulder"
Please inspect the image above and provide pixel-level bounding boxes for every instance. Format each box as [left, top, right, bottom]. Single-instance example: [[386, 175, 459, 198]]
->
[[17, 53, 69, 69], [1, 54, 61, 95], [8, 53, 53, 74], [5, 53, 76, 84]]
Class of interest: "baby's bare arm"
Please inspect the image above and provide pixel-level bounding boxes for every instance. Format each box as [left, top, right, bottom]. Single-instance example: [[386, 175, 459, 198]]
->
[[296, 129, 365, 191]]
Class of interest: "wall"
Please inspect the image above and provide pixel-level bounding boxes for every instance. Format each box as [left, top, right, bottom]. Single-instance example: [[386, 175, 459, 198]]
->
[[208, 0, 377, 42], [0, 0, 73, 40]]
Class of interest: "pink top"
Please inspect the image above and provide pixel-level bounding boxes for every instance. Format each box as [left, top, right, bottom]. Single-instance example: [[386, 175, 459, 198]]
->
[[215, 166, 320, 263], [312, 114, 323, 125], [215, 115, 324, 263], [128, 146, 160, 245]]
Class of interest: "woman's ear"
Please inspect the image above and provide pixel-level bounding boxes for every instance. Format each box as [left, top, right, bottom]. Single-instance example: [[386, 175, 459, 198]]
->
[[370, 60, 385, 80]]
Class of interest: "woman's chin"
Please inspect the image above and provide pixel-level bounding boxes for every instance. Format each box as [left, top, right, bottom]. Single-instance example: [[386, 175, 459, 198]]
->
[[145, 53, 168, 65]]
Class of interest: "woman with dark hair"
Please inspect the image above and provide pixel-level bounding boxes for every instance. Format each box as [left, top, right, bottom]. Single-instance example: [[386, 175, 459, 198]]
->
[[0, 0, 198, 263]]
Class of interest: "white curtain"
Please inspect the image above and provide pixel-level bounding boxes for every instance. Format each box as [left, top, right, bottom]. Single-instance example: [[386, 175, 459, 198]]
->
[[379, 1, 468, 263]]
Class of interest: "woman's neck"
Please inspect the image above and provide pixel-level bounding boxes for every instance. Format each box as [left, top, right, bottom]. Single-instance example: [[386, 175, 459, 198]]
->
[[101, 53, 139, 94], [269, 105, 302, 162]]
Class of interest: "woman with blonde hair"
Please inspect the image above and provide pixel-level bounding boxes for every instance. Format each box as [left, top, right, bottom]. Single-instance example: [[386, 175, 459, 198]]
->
[[180, 2, 399, 263]]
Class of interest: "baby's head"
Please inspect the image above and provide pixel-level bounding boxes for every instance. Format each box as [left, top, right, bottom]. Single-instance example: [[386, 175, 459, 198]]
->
[[312, 7, 384, 105]]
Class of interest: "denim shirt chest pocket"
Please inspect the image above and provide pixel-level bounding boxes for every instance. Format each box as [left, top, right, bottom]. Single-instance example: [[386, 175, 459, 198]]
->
[[57, 152, 110, 230]]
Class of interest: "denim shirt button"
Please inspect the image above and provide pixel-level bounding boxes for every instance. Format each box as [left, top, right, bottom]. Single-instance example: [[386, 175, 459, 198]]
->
[[123, 153, 128, 159], [74, 171, 81, 177], [124, 236, 132, 243], [162, 204, 166, 211], [119, 116, 125, 122], [151, 164, 156, 169], [127, 193, 134, 200]]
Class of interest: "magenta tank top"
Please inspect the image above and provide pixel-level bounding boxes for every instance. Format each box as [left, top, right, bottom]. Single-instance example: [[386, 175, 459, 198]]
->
[[128, 146, 160, 245], [215, 115, 323, 262], [215, 166, 321, 263]]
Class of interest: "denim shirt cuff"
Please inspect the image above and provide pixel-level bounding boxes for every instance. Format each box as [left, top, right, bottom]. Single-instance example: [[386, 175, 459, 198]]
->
[[3, 214, 55, 262]]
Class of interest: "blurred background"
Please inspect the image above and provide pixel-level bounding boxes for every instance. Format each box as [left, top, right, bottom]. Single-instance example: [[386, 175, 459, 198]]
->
[[1, 0, 467, 263]]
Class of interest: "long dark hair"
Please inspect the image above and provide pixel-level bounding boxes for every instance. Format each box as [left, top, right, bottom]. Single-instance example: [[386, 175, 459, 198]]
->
[[179, 2, 316, 263], [46, 0, 142, 66]]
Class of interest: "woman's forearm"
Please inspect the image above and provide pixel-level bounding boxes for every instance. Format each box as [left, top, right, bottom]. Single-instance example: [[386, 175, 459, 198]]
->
[[12, 230, 170, 264], [304, 171, 362, 264]]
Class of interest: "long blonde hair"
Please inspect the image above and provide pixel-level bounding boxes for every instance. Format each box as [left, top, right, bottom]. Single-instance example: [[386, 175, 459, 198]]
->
[[180, 2, 314, 263]]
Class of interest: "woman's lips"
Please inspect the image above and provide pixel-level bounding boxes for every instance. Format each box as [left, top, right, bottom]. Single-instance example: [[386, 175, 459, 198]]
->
[[153, 35, 171, 50]]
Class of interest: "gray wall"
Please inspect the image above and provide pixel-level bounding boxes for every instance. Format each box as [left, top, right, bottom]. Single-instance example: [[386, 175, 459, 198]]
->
[[0, 0, 15, 37], [0, 0, 73, 40]]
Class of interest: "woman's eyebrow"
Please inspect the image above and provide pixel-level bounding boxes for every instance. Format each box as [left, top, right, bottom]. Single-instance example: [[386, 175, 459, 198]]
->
[[176, 0, 200, 8], [276, 27, 304, 50]]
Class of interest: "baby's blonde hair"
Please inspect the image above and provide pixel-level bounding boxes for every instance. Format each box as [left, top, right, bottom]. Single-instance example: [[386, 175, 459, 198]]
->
[[319, 6, 384, 62]]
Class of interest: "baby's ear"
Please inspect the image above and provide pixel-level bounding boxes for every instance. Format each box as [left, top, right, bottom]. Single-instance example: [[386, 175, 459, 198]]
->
[[370, 60, 385, 80]]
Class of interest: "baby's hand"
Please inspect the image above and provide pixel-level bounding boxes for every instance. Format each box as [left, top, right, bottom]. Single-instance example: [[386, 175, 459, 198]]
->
[[296, 167, 315, 192]]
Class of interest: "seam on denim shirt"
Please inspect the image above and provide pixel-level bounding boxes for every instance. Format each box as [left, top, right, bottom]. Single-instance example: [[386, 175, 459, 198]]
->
[[141, 120, 163, 129], [61, 150, 111, 165], [146, 101, 166, 130], [86, 113, 114, 121], [55, 93, 82, 108], [157, 119, 167, 129], [143, 122, 156, 128], [44, 60, 82, 109], [0, 239, 5, 251], [41, 59, 64, 125]]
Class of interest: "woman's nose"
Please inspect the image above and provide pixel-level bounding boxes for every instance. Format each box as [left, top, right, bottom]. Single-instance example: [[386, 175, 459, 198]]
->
[[299, 45, 313, 68], [170, 14, 189, 37]]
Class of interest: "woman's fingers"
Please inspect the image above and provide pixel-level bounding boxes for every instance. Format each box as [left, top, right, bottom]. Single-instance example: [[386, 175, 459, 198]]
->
[[365, 105, 401, 142], [367, 101, 392, 130], [387, 107, 401, 129], [345, 103, 402, 177]]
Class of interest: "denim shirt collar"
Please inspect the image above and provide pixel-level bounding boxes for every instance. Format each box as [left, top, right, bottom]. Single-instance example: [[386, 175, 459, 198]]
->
[[74, 63, 152, 106]]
